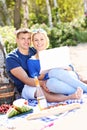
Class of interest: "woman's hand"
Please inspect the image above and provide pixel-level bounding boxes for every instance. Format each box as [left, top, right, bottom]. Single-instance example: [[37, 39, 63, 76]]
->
[[39, 80, 50, 92], [38, 74, 45, 80]]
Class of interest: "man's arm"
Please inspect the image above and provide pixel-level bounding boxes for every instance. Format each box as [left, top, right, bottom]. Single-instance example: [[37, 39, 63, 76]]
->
[[10, 66, 50, 92], [10, 67, 36, 87]]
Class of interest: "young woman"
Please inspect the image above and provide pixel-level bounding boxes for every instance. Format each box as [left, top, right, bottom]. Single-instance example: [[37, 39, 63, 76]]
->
[[22, 28, 85, 100], [6, 28, 82, 103]]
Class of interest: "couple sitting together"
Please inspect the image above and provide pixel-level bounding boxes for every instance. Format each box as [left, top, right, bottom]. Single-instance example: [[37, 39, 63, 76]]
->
[[6, 28, 87, 103]]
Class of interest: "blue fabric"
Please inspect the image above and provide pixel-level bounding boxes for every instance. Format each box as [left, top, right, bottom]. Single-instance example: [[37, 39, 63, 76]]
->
[[69, 64, 80, 79], [6, 47, 36, 93], [27, 57, 87, 94], [28, 92, 87, 107], [48, 68, 87, 93], [27, 59, 40, 77], [27, 58, 49, 80]]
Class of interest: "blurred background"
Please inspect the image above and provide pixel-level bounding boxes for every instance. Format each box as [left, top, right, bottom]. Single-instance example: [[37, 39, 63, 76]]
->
[[0, 0, 87, 53]]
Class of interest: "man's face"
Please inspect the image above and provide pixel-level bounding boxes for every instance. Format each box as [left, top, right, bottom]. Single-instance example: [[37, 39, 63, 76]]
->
[[16, 33, 31, 50]]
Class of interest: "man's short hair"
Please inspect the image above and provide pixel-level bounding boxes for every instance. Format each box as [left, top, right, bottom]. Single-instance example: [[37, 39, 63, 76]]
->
[[15, 28, 31, 38]]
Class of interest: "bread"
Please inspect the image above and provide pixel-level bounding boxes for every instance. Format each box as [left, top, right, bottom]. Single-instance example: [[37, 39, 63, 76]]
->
[[27, 103, 81, 120]]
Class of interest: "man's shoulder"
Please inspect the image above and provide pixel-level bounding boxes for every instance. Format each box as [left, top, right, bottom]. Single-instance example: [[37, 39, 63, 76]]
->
[[6, 47, 36, 59], [6, 48, 18, 59], [29, 47, 37, 55]]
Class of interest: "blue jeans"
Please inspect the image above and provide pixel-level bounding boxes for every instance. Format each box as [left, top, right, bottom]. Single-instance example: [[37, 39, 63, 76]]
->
[[46, 68, 87, 94]]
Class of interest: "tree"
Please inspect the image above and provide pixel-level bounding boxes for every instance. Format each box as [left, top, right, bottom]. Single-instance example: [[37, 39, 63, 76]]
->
[[45, 0, 53, 28], [14, 0, 21, 30], [0, 0, 84, 27], [53, 0, 60, 23], [58, 0, 84, 22], [0, 0, 11, 26], [21, 0, 29, 28], [84, 0, 87, 15]]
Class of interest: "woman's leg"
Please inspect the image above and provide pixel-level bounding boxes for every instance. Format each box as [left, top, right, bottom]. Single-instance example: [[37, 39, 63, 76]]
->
[[46, 78, 76, 94], [48, 68, 87, 92], [43, 87, 83, 102], [22, 84, 83, 102]]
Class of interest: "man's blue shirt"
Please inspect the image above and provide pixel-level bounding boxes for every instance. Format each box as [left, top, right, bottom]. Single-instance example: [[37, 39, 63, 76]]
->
[[6, 47, 36, 93]]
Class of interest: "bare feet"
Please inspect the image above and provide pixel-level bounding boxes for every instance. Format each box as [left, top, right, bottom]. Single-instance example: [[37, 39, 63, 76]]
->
[[81, 79, 87, 84], [69, 87, 83, 100]]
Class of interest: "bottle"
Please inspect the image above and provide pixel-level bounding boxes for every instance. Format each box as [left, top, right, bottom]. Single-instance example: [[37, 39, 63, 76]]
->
[[34, 76, 47, 110]]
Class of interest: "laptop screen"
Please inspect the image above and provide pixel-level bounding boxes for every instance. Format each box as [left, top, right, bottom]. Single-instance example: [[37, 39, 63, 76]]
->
[[39, 46, 71, 73]]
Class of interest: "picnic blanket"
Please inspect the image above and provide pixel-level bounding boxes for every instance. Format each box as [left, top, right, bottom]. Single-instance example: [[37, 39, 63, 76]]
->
[[0, 93, 87, 130]]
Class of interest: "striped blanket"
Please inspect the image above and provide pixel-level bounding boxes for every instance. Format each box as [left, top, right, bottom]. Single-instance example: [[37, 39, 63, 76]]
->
[[0, 93, 87, 130]]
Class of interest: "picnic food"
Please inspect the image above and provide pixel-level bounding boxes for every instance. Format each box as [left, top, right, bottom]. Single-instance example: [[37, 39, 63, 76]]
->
[[0, 104, 12, 114], [7, 107, 20, 118], [13, 98, 30, 112], [6, 99, 33, 118], [27, 103, 81, 120]]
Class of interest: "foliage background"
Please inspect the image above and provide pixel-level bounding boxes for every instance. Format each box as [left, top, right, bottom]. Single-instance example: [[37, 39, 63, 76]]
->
[[0, 0, 87, 53]]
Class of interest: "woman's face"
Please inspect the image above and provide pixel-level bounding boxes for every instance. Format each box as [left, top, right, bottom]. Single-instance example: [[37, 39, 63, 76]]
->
[[32, 33, 47, 51]]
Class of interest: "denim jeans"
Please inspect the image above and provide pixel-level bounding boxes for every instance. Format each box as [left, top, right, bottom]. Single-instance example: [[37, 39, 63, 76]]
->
[[46, 68, 87, 94]]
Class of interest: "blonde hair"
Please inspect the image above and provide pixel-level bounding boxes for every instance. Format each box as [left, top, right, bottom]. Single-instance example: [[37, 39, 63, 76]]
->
[[31, 28, 49, 48]]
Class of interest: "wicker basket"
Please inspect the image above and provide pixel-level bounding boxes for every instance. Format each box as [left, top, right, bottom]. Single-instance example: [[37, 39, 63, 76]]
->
[[0, 83, 15, 105], [0, 41, 15, 105]]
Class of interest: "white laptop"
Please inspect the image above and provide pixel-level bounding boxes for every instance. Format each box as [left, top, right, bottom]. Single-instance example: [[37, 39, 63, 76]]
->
[[39, 46, 71, 73]]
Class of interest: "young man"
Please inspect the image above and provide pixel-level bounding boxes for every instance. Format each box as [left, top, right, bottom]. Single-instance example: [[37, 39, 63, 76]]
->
[[6, 28, 82, 102]]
